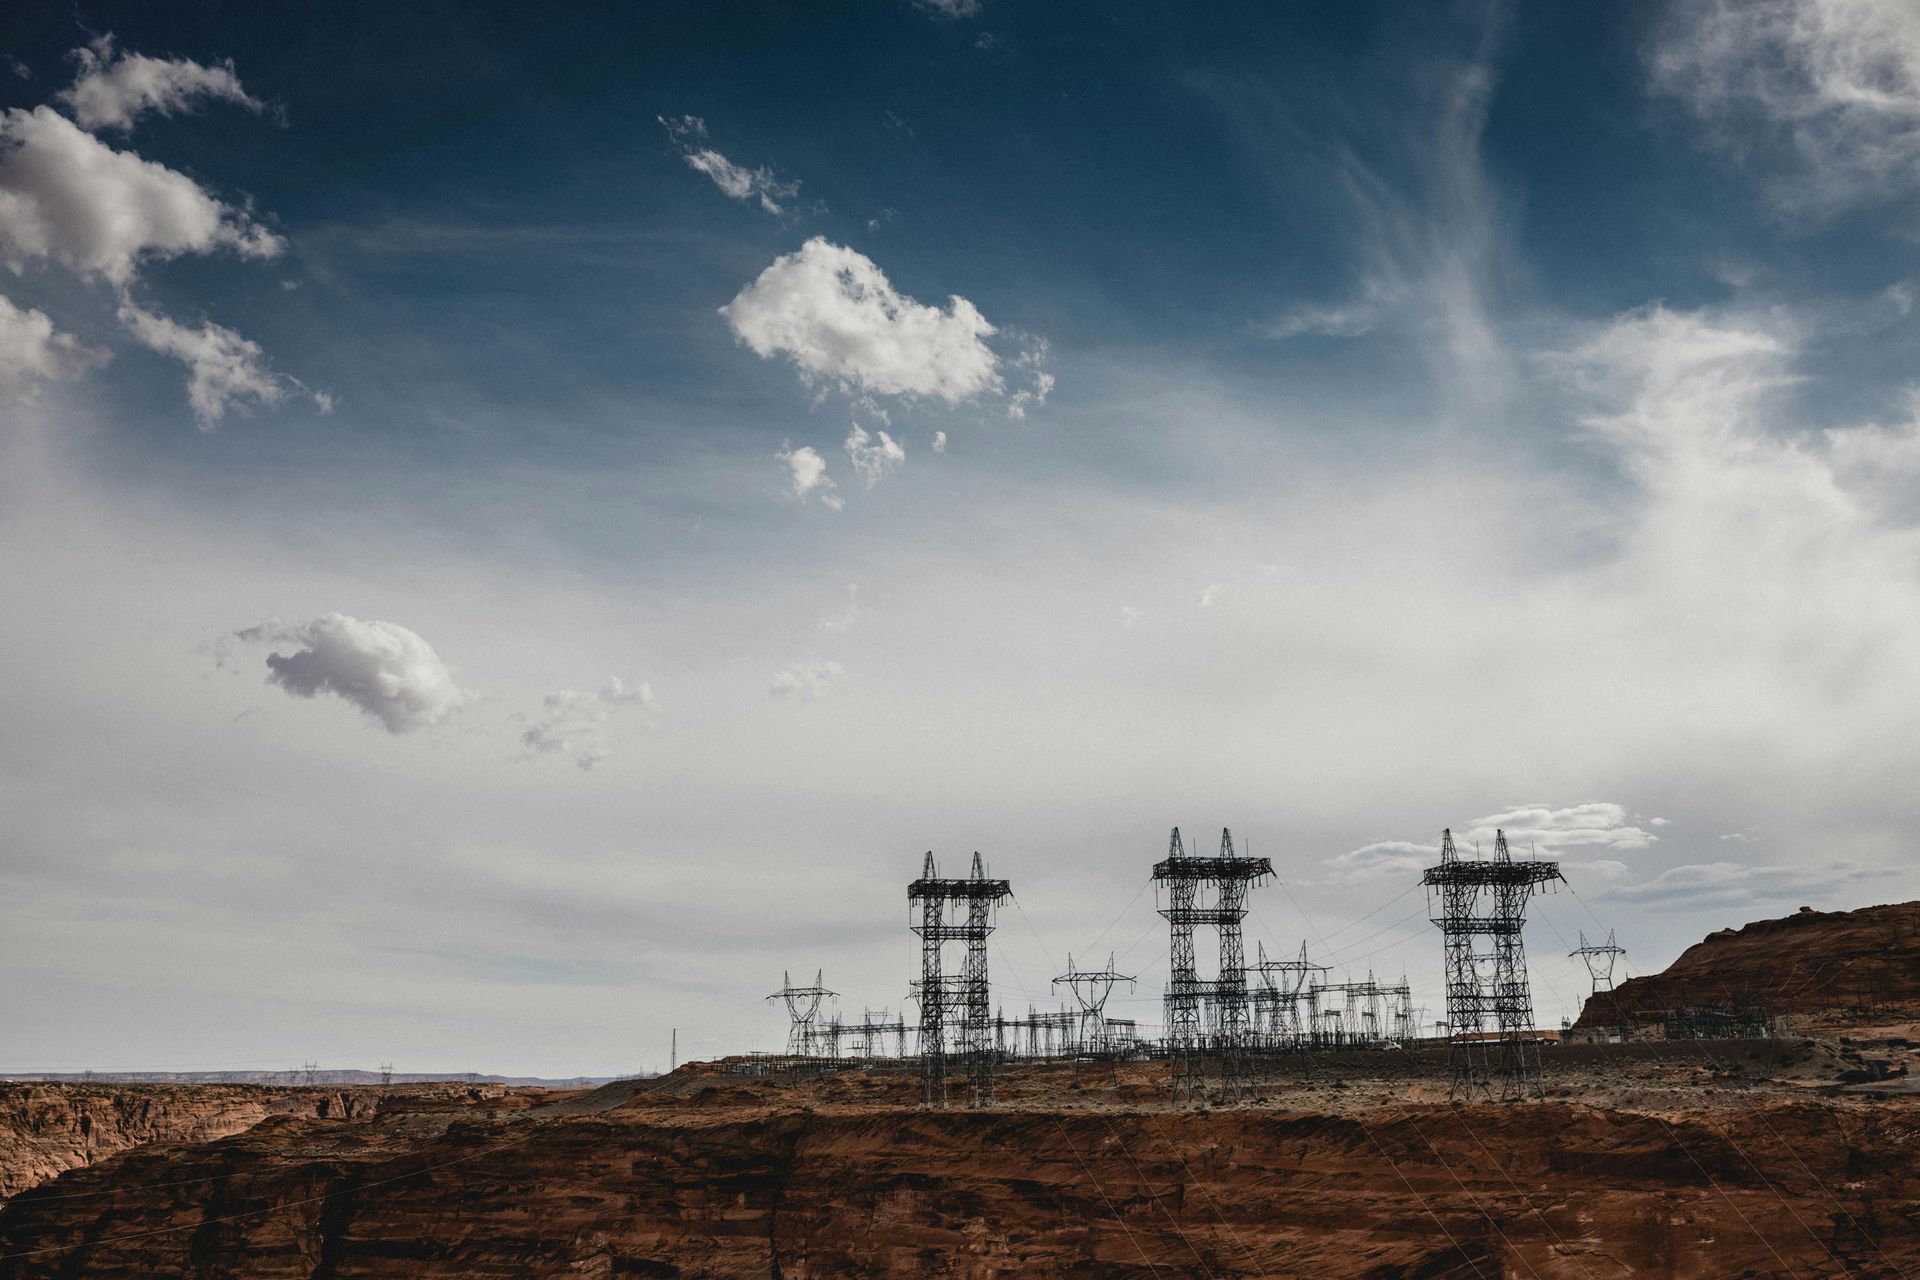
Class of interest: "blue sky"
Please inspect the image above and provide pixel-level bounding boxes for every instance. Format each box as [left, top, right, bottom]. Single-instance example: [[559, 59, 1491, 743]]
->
[[3, 0, 1920, 1075]]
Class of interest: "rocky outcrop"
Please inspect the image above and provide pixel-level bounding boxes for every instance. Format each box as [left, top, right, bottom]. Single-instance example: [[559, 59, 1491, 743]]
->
[[0, 1071, 1913, 1278], [1574, 900, 1920, 1030]]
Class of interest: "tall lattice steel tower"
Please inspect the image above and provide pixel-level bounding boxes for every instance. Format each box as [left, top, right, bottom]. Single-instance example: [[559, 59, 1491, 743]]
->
[[1421, 828, 1562, 1101], [909, 851, 1011, 1108], [1154, 826, 1273, 1103], [767, 970, 836, 1057]]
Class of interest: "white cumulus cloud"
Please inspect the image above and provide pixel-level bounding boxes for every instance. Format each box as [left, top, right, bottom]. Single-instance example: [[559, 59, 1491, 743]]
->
[[777, 440, 841, 509], [234, 613, 470, 734], [0, 105, 281, 284], [845, 423, 905, 489], [58, 35, 263, 133], [0, 292, 108, 398], [721, 237, 1003, 404]]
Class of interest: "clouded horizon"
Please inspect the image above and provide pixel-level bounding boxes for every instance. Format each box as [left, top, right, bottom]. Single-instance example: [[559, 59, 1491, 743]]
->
[[3, 0, 1920, 1077]]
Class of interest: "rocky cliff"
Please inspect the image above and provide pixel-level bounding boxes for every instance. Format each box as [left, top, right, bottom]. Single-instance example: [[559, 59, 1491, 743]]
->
[[1574, 900, 1920, 1030], [0, 1083, 388, 1206], [0, 1058, 1912, 1278]]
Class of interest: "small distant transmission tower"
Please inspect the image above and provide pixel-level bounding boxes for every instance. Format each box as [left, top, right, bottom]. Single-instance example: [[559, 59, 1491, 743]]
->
[[767, 970, 836, 1057], [1154, 827, 1273, 1104], [379, 1062, 393, 1088], [302, 1061, 319, 1087], [1251, 942, 1328, 1049], [909, 851, 1012, 1108], [1422, 828, 1563, 1101], [1053, 953, 1135, 1054], [1570, 929, 1625, 992], [1570, 929, 1628, 1036]]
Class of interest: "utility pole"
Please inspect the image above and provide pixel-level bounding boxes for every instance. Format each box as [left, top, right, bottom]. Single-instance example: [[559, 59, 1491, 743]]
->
[[671, 1028, 677, 1072]]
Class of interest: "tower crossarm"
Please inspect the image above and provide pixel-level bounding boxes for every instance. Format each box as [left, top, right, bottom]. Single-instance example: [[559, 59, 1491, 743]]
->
[[1152, 857, 1275, 883]]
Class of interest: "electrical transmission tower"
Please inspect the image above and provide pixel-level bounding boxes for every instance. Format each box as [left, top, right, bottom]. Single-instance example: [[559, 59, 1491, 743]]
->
[[1154, 827, 1273, 1104], [1053, 953, 1135, 1055], [1421, 828, 1563, 1101], [1570, 929, 1628, 1037], [767, 970, 837, 1057], [379, 1062, 393, 1088], [909, 851, 1011, 1108], [1251, 942, 1327, 1050], [302, 1061, 318, 1087]]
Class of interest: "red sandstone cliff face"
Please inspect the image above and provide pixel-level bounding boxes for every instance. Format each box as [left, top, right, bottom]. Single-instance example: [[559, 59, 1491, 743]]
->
[[0, 1083, 388, 1205], [1574, 900, 1920, 1029], [0, 1069, 1913, 1278]]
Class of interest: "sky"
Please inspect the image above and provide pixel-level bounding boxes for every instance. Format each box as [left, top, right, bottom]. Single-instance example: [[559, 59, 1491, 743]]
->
[[2, 0, 1919, 1077]]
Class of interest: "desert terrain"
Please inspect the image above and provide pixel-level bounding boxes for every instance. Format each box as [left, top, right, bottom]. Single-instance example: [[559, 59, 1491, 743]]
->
[[0, 904, 1917, 1277]]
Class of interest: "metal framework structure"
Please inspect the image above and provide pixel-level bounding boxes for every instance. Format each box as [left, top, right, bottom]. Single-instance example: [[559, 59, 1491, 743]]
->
[[1154, 826, 1273, 1103], [1053, 953, 1136, 1055], [1251, 942, 1327, 1049], [909, 851, 1011, 1107], [767, 970, 837, 1057], [1570, 929, 1628, 1038], [1422, 828, 1562, 1101]]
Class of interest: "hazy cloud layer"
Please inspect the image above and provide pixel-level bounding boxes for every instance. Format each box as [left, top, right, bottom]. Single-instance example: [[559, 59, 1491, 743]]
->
[[1601, 859, 1892, 912], [59, 35, 263, 133], [769, 658, 844, 700], [235, 613, 471, 733]]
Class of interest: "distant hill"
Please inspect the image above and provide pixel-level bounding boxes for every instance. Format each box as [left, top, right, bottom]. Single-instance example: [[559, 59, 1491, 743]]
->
[[1573, 900, 1920, 1029]]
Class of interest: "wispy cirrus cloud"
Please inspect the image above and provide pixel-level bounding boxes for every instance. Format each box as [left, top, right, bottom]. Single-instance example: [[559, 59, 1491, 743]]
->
[[1649, 0, 1920, 220], [0, 293, 108, 399], [658, 114, 798, 215], [115, 299, 297, 428], [519, 676, 659, 772]]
